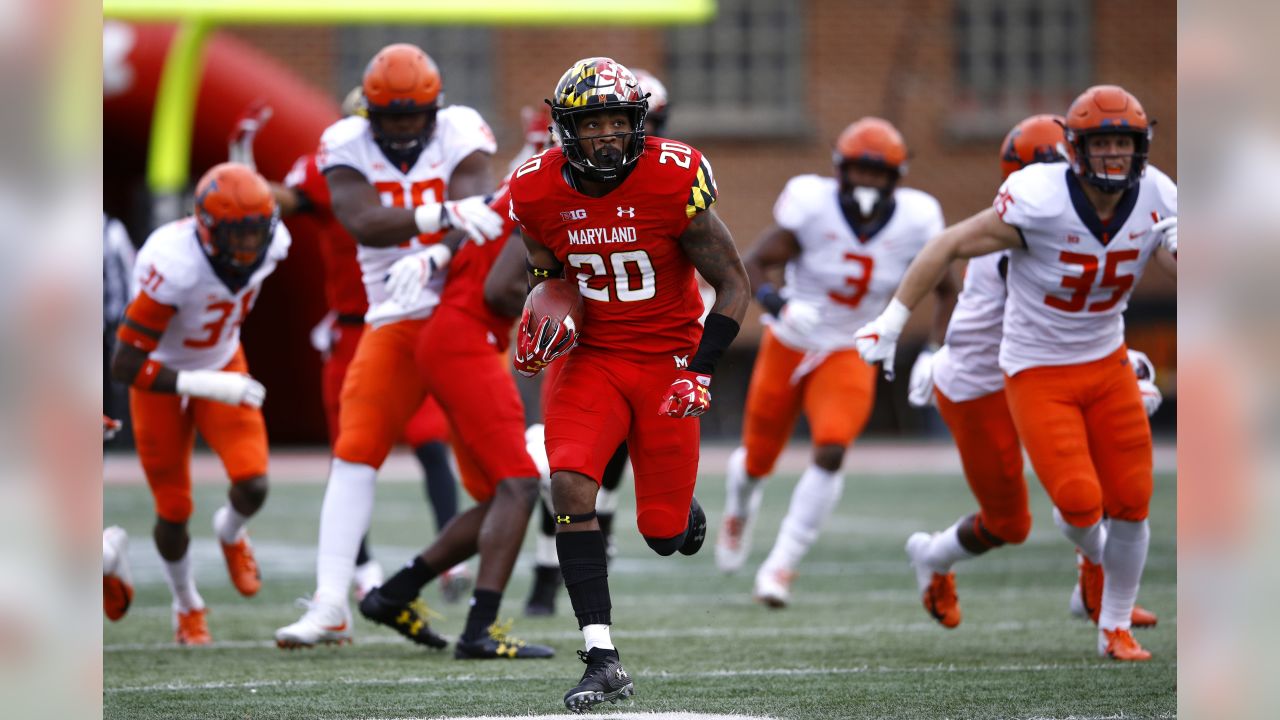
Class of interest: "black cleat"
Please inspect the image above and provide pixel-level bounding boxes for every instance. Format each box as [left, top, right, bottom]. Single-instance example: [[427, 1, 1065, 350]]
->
[[524, 564, 562, 617], [357, 589, 448, 649], [678, 496, 707, 556], [564, 647, 635, 713], [454, 619, 555, 659]]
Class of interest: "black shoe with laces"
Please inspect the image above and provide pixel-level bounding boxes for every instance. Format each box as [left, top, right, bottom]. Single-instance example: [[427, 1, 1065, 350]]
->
[[564, 647, 635, 713], [357, 589, 448, 649], [454, 619, 555, 659], [524, 564, 561, 617], [678, 496, 707, 556]]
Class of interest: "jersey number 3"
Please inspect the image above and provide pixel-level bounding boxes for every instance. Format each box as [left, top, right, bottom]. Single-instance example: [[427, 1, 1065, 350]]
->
[[567, 251, 656, 302], [1045, 249, 1140, 313]]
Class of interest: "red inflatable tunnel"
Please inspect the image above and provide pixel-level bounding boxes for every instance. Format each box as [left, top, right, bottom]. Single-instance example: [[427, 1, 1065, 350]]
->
[[104, 22, 340, 444]]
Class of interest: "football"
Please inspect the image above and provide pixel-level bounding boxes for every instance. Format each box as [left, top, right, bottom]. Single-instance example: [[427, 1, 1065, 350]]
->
[[525, 278, 585, 337]]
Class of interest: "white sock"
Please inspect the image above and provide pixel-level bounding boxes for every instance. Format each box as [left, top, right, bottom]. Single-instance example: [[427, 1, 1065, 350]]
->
[[314, 458, 377, 608], [103, 536, 118, 575], [724, 446, 764, 518], [595, 486, 618, 514], [213, 504, 249, 545], [162, 552, 204, 612], [535, 532, 560, 567], [1053, 507, 1106, 564], [926, 518, 976, 572], [583, 623, 614, 651], [1099, 519, 1149, 631], [761, 464, 843, 571]]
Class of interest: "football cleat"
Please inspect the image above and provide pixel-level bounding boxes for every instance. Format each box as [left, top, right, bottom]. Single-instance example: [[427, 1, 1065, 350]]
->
[[455, 619, 554, 659], [353, 559, 385, 602], [439, 562, 473, 605], [678, 496, 707, 556], [753, 565, 796, 609], [524, 564, 562, 617], [716, 449, 765, 573], [357, 590, 448, 649], [275, 598, 353, 649], [174, 607, 212, 646], [564, 647, 635, 713], [1069, 579, 1158, 627], [219, 536, 261, 597], [1077, 551, 1105, 624], [1099, 627, 1152, 661], [906, 532, 961, 628], [102, 526, 134, 622]]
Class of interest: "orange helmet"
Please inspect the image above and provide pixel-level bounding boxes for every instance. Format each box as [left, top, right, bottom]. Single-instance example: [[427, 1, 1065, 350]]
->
[[1000, 114, 1067, 179], [1064, 85, 1153, 192], [362, 44, 442, 153], [194, 163, 277, 288], [834, 118, 908, 176]]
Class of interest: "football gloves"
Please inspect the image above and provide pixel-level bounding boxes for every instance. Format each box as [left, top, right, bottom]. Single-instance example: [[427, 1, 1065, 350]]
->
[[659, 370, 713, 418], [386, 244, 452, 308], [907, 347, 936, 408], [513, 307, 580, 377], [778, 298, 821, 337], [413, 197, 505, 246], [1151, 216, 1177, 256], [176, 370, 266, 408], [1127, 349, 1162, 417], [227, 102, 273, 171], [853, 298, 911, 381]]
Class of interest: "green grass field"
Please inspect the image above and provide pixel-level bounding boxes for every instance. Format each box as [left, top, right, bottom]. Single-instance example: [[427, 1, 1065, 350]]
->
[[103, 449, 1176, 719]]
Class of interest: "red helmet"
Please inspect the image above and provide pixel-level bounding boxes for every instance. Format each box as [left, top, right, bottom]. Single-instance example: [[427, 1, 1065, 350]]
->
[[362, 44, 442, 153], [548, 57, 648, 182], [194, 163, 277, 287], [1000, 114, 1067, 179], [834, 117, 908, 176], [1064, 85, 1153, 192]]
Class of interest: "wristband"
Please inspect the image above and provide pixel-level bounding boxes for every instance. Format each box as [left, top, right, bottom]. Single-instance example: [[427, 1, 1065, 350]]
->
[[526, 258, 563, 279], [135, 358, 165, 391], [754, 283, 786, 317], [689, 312, 741, 375], [413, 202, 445, 234]]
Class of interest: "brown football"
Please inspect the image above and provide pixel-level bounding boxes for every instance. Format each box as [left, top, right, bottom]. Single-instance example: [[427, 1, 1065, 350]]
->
[[525, 278, 585, 336]]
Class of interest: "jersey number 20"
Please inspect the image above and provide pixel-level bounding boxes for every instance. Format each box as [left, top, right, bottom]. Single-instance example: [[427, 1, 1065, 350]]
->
[[567, 251, 656, 302]]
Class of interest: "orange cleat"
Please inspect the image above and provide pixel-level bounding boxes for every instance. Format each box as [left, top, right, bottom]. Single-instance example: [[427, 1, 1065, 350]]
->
[[103, 575, 133, 622], [221, 537, 262, 597], [175, 607, 212, 646], [1131, 604, 1158, 627], [1078, 553, 1104, 623], [103, 526, 133, 621], [924, 571, 962, 629], [1099, 627, 1151, 661]]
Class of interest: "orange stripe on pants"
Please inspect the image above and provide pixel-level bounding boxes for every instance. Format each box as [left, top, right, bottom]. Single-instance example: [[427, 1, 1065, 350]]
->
[[1004, 344, 1153, 527], [333, 319, 429, 468], [130, 346, 268, 523], [742, 327, 876, 478], [934, 386, 1031, 544]]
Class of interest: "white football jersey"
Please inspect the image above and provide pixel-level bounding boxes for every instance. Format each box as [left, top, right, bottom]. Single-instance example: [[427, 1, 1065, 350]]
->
[[317, 106, 497, 326], [131, 217, 291, 371], [771, 175, 944, 352], [933, 251, 1007, 402], [995, 162, 1177, 375]]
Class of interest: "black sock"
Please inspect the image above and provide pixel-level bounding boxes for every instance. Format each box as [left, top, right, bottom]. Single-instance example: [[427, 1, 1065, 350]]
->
[[462, 588, 503, 641], [355, 536, 371, 566], [557, 530, 611, 628], [415, 441, 458, 531], [378, 556, 438, 604], [601, 443, 628, 491]]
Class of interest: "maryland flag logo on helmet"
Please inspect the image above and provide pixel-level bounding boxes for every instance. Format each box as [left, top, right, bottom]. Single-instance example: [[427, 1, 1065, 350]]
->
[[552, 57, 644, 109]]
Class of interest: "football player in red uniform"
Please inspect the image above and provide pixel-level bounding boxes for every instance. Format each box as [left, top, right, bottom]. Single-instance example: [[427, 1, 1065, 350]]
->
[[508, 58, 750, 712]]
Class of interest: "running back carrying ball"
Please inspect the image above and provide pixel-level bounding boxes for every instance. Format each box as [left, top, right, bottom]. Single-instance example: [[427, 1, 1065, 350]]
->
[[514, 279, 584, 377]]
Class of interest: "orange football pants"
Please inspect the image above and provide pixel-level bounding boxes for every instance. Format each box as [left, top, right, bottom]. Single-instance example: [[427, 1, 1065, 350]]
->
[[742, 327, 876, 478], [333, 319, 434, 468], [130, 346, 268, 523], [934, 386, 1032, 544], [1005, 344, 1153, 527]]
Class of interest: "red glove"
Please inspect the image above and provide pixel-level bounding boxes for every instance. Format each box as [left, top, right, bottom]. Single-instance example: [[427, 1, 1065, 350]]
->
[[513, 306, 579, 377], [659, 370, 713, 418]]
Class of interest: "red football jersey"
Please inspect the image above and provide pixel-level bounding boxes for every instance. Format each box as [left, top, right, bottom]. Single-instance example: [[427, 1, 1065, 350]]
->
[[438, 187, 519, 350], [284, 153, 368, 317], [508, 136, 717, 356]]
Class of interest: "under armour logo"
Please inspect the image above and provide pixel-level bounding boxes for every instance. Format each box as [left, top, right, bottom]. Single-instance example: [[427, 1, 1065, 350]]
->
[[617, 206, 635, 217], [556, 515, 572, 524], [673, 354, 689, 369]]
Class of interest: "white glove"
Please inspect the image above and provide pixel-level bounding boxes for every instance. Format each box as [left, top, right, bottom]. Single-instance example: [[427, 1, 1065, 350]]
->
[[414, 196, 505, 246], [176, 370, 266, 408], [778, 299, 821, 337], [1152, 216, 1176, 256], [1127, 349, 1162, 417], [907, 348, 936, 408], [386, 243, 453, 308], [853, 298, 911, 381], [227, 104, 273, 171]]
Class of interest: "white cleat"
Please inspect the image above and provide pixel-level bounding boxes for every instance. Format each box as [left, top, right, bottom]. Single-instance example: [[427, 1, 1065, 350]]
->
[[716, 447, 764, 573], [905, 532, 936, 595], [353, 560, 385, 602], [275, 598, 353, 649], [753, 565, 796, 609], [103, 526, 134, 622], [439, 562, 473, 605]]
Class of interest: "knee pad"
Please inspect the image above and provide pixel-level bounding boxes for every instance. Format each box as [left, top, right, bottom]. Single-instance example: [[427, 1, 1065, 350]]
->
[[982, 511, 1032, 545], [811, 444, 846, 473], [1053, 479, 1103, 527], [334, 430, 391, 469], [643, 533, 683, 557], [636, 506, 686, 544], [153, 486, 193, 524]]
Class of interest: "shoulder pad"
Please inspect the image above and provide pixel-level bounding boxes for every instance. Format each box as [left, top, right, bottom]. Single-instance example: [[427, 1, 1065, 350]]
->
[[1142, 164, 1177, 214], [998, 162, 1069, 221], [773, 174, 833, 229], [136, 220, 201, 293]]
